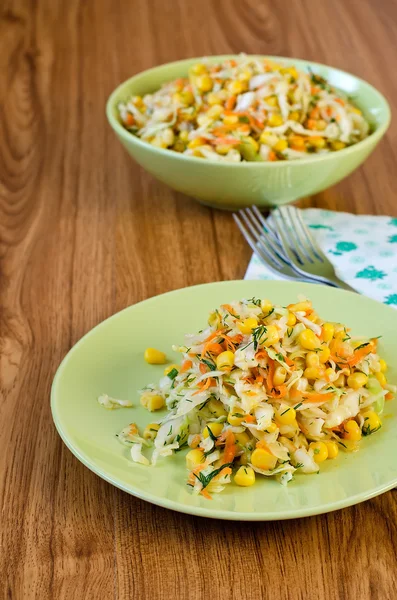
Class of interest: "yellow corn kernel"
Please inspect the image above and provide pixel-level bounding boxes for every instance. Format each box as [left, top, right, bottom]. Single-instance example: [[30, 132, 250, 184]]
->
[[172, 92, 183, 105], [187, 137, 205, 149], [143, 423, 160, 441], [265, 422, 277, 433], [234, 465, 255, 487], [298, 329, 322, 351], [318, 346, 331, 364], [351, 107, 362, 115], [268, 113, 283, 127], [261, 299, 273, 314], [203, 422, 224, 439], [172, 140, 185, 153], [343, 420, 361, 441], [304, 366, 321, 380], [306, 351, 320, 368], [287, 312, 297, 326], [281, 66, 298, 80], [228, 80, 248, 94], [361, 411, 382, 434], [235, 431, 250, 446], [263, 325, 279, 347], [238, 69, 252, 82], [322, 323, 335, 342], [207, 105, 223, 119], [325, 367, 336, 380], [251, 448, 277, 470], [164, 364, 180, 376], [309, 136, 326, 149], [289, 110, 300, 121], [265, 95, 279, 107], [288, 301, 312, 313], [347, 372, 368, 390], [379, 358, 387, 372], [207, 398, 227, 418], [241, 135, 259, 153], [144, 347, 167, 364], [334, 373, 346, 388], [186, 448, 205, 470], [273, 366, 287, 386], [227, 410, 246, 426], [289, 135, 306, 150], [331, 140, 346, 151], [180, 90, 194, 105], [325, 440, 339, 459], [207, 92, 222, 106], [216, 350, 235, 371], [179, 130, 189, 142], [223, 114, 239, 126], [310, 441, 328, 463], [190, 63, 207, 75], [237, 317, 258, 334], [273, 139, 288, 152], [375, 371, 387, 387], [197, 74, 213, 92], [214, 144, 231, 155], [208, 310, 221, 328], [140, 393, 165, 412], [276, 406, 296, 425], [259, 132, 277, 146]]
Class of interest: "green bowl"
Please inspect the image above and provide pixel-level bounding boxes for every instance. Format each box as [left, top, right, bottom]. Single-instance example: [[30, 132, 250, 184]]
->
[[106, 56, 391, 210]]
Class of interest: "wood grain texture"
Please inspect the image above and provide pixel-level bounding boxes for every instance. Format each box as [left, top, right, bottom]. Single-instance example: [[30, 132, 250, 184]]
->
[[1, 0, 397, 598]]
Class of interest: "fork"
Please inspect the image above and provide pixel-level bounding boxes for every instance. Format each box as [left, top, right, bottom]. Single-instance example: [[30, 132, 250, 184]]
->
[[234, 205, 357, 292], [233, 207, 321, 284]]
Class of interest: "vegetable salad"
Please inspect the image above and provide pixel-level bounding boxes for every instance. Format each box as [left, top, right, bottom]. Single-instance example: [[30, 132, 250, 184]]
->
[[118, 56, 370, 163], [100, 297, 394, 499]]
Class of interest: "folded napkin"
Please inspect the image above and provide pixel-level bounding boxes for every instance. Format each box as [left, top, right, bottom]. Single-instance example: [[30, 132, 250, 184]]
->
[[244, 209, 397, 307]]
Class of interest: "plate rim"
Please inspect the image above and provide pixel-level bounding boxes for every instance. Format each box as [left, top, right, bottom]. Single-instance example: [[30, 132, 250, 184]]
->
[[51, 279, 397, 520]]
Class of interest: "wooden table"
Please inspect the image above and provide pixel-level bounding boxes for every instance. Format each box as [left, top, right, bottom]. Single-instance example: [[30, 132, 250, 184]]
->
[[2, 0, 397, 598]]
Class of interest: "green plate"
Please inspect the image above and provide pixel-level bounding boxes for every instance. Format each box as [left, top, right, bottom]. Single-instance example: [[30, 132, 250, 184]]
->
[[51, 281, 397, 520]]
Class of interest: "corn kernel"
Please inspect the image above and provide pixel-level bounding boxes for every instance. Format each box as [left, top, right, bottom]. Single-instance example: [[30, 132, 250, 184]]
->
[[273, 366, 287, 386], [227, 410, 246, 426], [203, 422, 224, 439], [181, 90, 194, 105], [251, 448, 277, 470], [223, 114, 239, 126], [207, 105, 223, 119], [207, 92, 222, 106], [215, 144, 232, 155], [140, 393, 165, 412], [234, 465, 255, 487], [273, 139, 288, 152], [262, 422, 276, 434], [361, 411, 382, 434], [164, 364, 180, 376], [281, 66, 298, 80], [263, 325, 279, 347], [379, 359, 387, 372], [268, 113, 283, 127], [347, 372, 368, 390], [287, 312, 296, 326], [325, 440, 339, 459], [207, 398, 227, 418], [299, 329, 322, 350], [375, 371, 387, 387], [190, 63, 207, 75], [237, 317, 258, 334], [304, 366, 321, 380], [319, 346, 331, 363], [265, 95, 279, 107], [309, 136, 326, 148], [186, 448, 205, 470], [187, 137, 205, 149], [288, 301, 312, 313], [144, 347, 167, 364], [216, 350, 235, 371], [343, 420, 361, 441], [316, 120, 327, 131], [235, 431, 250, 446], [143, 423, 160, 441], [310, 441, 328, 463], [179, 130, 189, 142], [289, 135, 306, 150], [322, 323, 335, 342], [331, 140, 346, 151], [306, 351, 320, 368], [325, 367, 336, 381], [334, 373, 346, 388], [197, 74, 213, 92], [208, 310, 221, 328], [276, 406, 296, 425], [289, 110, 300, 121], [228, 80, 247, 94], [261, 299, 273, 314]]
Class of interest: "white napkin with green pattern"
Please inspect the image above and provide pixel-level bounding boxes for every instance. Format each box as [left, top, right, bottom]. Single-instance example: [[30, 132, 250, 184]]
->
[[244, 209, 397, 307]]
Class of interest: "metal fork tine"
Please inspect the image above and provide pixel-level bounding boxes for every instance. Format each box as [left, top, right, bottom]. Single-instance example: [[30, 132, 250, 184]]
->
[[272, 208, 307, 264], [243, 208, 289, 263], [294, 208, 326, 262], [250, 206, 283, 248], [284, 206, 318, 262], [238, 211, 286, 269]]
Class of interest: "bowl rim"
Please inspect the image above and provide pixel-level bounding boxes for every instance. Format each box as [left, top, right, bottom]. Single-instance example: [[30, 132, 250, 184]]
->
[[106, 54, 391, 168]]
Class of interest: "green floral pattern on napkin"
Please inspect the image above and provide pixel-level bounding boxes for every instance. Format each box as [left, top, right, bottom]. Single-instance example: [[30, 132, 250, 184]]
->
[[244, 209, 397, 307]]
